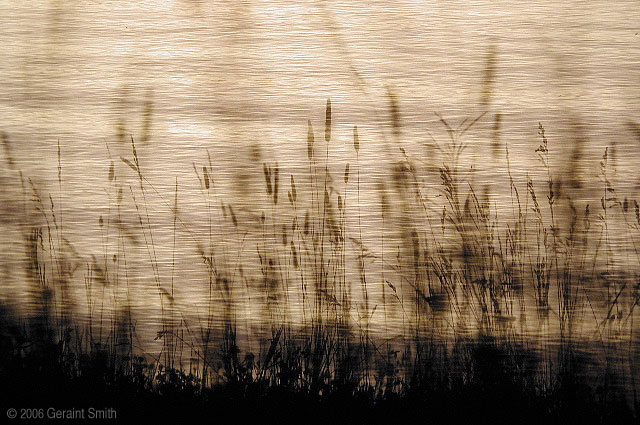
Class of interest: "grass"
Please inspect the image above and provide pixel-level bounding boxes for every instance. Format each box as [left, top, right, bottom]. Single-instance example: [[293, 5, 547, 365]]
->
[[0, 98, 639, 424]]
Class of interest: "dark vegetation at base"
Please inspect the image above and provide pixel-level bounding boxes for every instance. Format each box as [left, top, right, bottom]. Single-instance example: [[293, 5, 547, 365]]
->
[[0, 309, 636, 424]]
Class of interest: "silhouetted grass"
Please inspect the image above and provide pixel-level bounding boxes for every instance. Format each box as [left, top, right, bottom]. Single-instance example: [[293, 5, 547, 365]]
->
[[0, 99, 639, 423]]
